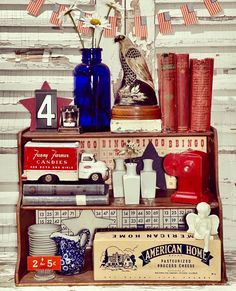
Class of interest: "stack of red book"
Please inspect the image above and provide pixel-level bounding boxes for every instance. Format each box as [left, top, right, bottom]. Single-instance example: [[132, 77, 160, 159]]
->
[[158, 53, 214, 132]]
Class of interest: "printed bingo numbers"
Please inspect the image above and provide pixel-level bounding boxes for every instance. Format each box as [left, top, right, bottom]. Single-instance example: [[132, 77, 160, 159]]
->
[[35, 89, 57, 129]]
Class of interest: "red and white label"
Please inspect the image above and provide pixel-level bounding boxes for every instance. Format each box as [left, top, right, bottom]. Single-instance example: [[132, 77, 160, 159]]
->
[[24, 146, 78, 171], [27, 256, 61, 271]]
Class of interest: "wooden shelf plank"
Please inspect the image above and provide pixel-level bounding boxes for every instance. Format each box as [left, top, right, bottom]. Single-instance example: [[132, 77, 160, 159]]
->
[[22, 128, 214, 140], [18, 270, 226, 286], [20, 192, 219, 210]]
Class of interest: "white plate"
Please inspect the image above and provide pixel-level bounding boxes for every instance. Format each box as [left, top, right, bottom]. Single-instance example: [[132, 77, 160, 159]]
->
[[29, 237, 53, 242], [28, 224, 61, 233], [29, 240, 55, 245], [30, 244, 56, 250], [29, 249, 57, 254], [29, 251, 56, 256], [29, 245, 56, 250], [28, 230, 58, 236], [29, 234, 52, 237]]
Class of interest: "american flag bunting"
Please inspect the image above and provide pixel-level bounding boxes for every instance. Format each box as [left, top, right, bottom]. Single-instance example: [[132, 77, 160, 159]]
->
[[134, 16, 148, 39], [50, 3, 67, 26], [181, 4, 198, 26], [104, 16, 117, 38], [204, 0, 223, 16], [77, 12, 92, 35], [26, 0, 45, 17], [157, 12, 172, 35]]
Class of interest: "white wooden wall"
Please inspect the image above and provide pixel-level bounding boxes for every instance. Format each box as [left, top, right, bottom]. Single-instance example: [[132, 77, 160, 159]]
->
[[0, 0, 235, 264]]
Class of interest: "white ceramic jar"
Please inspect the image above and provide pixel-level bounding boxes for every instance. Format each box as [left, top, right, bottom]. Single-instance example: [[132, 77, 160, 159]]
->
[[123, 163, 140, 205], [112, 158, 126, 199], [140, 159, 156, 200]]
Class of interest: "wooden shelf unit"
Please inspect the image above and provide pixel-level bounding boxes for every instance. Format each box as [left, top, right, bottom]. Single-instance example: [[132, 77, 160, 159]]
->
[[15, 127, 227, 286]]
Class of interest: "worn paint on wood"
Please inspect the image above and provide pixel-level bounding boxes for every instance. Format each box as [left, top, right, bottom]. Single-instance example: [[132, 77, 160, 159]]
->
[[0, 0, 235, 257]]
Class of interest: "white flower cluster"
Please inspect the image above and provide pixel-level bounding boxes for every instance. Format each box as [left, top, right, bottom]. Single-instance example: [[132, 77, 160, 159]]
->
[[118, 140, 142, 161], [59, 0, 123, 48]]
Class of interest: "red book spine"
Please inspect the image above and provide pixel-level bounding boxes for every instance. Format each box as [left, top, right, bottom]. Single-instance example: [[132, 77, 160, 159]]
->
[[176, 54, 190, 132], [190, 58, 214, 132], [158, 53, 177, 132]]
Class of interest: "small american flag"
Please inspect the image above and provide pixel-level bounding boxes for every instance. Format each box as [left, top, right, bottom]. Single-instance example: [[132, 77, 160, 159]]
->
[[157, 12, 172, 35], [26, 0, 45, 17], [181, 4, 198, 26], [77, 12, 92, 35], [50, 4, 67, 26], [134, 16, 148, 39], [204, 0, 223, 16], [104, 16, 117, 38]]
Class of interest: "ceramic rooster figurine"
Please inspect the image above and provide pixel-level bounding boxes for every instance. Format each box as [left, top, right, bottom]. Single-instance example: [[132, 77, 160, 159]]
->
[[114, 35, 157, 106]]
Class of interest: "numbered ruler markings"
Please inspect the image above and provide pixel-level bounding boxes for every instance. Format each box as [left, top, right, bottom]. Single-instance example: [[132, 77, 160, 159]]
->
[[36, 208, 194, 233]]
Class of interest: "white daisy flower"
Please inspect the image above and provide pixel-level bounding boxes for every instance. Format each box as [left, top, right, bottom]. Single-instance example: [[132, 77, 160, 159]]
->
[[58, 1, 81, 24], [57, 1, 84, 47], [105, 0, 123, 12], [82, 13, 110, 30]]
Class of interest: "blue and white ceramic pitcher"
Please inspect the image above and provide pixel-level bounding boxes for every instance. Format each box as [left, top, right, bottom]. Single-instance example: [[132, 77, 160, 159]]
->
[[50, 229, 90, 275]]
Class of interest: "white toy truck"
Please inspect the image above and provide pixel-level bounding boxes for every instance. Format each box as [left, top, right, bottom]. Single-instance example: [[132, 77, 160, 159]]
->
[[22, 141, 109, 183]]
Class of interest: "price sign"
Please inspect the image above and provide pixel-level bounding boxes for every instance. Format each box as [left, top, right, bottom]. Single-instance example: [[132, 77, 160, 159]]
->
[[27, 256, 61, 271], [35, 90, 57, 129]]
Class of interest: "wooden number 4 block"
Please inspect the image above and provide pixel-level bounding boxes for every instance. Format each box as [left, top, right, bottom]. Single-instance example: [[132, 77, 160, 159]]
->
[[35, 90, 57, 129]]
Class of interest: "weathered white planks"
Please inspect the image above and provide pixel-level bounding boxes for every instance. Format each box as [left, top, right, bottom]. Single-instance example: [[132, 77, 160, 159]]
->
[[2, 52, 236, 71], [1, 73, 235, 94], [0, 154, 19, 182], [0, 0, 235, 274], [0, 225, 17, 248]]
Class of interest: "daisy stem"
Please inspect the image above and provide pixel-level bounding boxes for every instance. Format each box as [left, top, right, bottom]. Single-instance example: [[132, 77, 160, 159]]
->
[[68, 12, 84, 49], [92, 28, 95, 48], [97, 7, 112, 48]]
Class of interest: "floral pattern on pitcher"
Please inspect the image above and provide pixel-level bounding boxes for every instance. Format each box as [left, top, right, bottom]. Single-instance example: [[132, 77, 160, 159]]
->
[[50, 229, 90, 275]]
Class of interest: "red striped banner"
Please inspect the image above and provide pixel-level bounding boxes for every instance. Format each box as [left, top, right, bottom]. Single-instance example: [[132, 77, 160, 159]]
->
[[157, 12, 172, 35], [134, 16, 147, 39], [50, 4, 67, 26], [26, 0, 45, 17], [204, 0, 223, 16], [181, 4, 198, 26], [104, 16, 117, 38]]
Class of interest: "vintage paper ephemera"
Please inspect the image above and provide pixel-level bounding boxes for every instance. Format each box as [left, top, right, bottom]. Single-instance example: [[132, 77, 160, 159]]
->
[[93, 230, 221, 281]]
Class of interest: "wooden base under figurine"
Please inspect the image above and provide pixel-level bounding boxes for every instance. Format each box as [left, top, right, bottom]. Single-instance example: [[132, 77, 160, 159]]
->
[[111, 105, 161, 132], [111, 105, 161, 120], [58, 127, 81, 133]]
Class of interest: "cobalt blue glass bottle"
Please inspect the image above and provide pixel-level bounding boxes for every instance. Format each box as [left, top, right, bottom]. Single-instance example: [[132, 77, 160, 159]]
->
[[74, 48, 111, 132]]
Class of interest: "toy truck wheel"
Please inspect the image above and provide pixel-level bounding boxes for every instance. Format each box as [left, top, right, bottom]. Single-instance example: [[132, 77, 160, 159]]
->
[[90, 173, 102, 183], [40, 174, 58, 184]]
